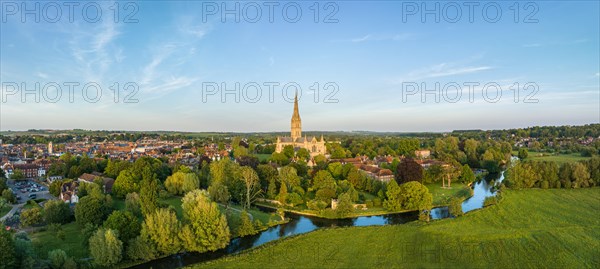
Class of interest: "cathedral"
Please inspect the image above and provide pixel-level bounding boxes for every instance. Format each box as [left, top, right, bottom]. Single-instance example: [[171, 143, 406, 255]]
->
[[275, 93, 326, 157]]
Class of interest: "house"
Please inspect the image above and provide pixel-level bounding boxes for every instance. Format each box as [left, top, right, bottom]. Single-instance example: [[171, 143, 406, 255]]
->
[[78, 173, 115, 194], [415, 150, 431, 159], [12, 164, 39, 178], [60, 181, 79, 204], [47, 175, 63, 183], [359, 164, 394, 182]]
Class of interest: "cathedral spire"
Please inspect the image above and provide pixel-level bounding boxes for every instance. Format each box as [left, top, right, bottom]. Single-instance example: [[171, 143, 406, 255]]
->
[[292, 91, 300, 121], [291, 91, 302, 140]]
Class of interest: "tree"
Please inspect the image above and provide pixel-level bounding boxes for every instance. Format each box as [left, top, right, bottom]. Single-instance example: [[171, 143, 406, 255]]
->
[[180, 190, 230, 253], [518, 148, 529, 160], [449, 197, 464, 217], [13, 232, 34, 269], [139, 170, 159, 216], [240, 166, 261, 209], [398, 181, 433, 211], [125, 192, 142, 216], [44, 199, 71, 224], [126, 234, 157, 262], [0, 176, 7, 193], [571, 162, 591, 188], [208, 180, 230, 205], [312, 170, 337, 202], [104, 159, 131, 179], [103, 211, 141, 243], [335, 192, 354, 217], [89, 228, 123, 267], [165, 171, 200, 195], [313, 154, 328, 169], [327, 162, 343, 180], [11, 169, 25, 180], [282, 145, 295, 158], [587, 156, 600, 186], [269, 152, 289, 166], [0, 228, 17, 269], [236, 155, 259, 169], [75, 195, 109, 226], [113, 169, 139, 198], [506, 161, 536, 189], [48, 249, 68, 269], [49, 180, 64, 197], [278, 166, 301, 190], [20, 207, 43, 227], [296, 148, 310, 161], [237, 210, 257, 237], [267, 178, 278, 199], [0, 198, 7, 212], [142, 208, 181, 255], [383, 180, 402, 211], [2, 189, 15, 204], [256, 164, 278, 193], [347, 169, 366, 190], [278, 183, 288, 205], [458, 164, 476, 184], [395, 158, 424, 184]]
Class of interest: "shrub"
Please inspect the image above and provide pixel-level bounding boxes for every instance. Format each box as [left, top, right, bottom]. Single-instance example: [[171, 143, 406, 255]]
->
[[373, 198, 382, 207], [448, 197, 464, 217], [48, 249, 68, 269], [20, 207, 43, 227]]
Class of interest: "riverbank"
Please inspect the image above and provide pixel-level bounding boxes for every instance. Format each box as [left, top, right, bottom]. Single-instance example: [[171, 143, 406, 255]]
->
[[192, 188, 600, 268], [256, 182, 472, 219]]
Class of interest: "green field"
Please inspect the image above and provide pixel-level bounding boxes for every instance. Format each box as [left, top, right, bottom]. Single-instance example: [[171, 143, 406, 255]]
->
[[426, 182, 472, 206], [513, 151, 591, 164], [30, 222, 89, 260], [256, 154, 271, 162], [193, 188, 600, 268]]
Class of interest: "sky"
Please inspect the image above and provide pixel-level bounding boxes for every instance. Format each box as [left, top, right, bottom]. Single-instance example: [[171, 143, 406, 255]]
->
[[1, 1, 599, 132]]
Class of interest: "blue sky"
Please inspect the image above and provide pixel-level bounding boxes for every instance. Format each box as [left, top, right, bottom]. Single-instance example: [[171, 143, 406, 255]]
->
[[1, 1, 599, 132]]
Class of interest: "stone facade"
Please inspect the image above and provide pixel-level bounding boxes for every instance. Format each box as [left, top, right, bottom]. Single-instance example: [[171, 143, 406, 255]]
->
[[275, 93, 326, 157]]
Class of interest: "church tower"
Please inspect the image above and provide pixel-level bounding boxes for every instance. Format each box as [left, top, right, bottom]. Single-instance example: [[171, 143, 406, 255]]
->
[[291, 92, 302, 141]]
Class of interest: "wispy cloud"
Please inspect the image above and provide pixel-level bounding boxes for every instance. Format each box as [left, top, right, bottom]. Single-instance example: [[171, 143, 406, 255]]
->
[[340, 33, 414, 43], [393, 63, 492, 83], [144, 76, 197, 95]]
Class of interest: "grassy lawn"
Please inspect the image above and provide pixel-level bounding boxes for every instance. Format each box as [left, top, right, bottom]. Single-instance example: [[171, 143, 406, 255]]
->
[[426, 182, 472, 206], [193, 188, 600, 269], [256, 153, 271, 162], [30, 222, 89, 260], [0, 205, 11, 217], [513, 151, 591, 164]]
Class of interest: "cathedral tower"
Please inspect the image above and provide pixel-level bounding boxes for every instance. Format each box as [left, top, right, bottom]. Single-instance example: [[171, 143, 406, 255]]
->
[[291, 92, 302, 141]]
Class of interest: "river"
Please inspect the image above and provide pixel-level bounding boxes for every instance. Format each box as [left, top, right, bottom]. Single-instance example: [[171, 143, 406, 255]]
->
[[131, 169, 507, 268]]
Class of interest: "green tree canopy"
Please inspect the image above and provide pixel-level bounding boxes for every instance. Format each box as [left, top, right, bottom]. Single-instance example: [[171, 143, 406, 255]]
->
[[180, 190, 230, 253], [103, 210, 141, 243], [141, 208, 182, 255], [44, 199, 72, 224], [89, 228, 123, 267]]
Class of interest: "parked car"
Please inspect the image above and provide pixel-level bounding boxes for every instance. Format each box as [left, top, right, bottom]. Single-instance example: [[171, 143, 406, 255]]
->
[[28, 193, 37, 199]]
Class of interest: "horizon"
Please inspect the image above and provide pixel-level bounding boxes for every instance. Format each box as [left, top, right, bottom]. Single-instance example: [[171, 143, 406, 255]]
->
[[1, 122, 598, 135], [1, 1, 599, 132]]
